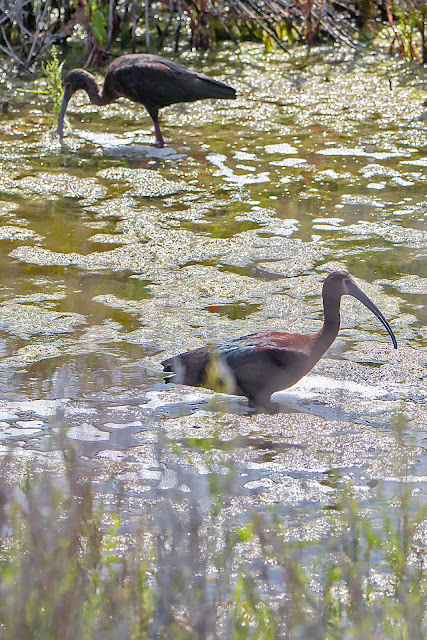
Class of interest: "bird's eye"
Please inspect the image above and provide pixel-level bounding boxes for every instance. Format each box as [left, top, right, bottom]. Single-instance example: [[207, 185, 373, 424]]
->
[[342, 278, 351, 291]]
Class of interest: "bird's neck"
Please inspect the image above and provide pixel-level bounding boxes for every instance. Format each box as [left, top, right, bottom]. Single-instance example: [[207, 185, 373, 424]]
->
[[312, 293, 341, 357], [81, 73, 112, 106]]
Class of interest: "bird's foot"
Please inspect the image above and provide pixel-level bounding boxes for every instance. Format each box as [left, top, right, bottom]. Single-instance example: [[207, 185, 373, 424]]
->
[[248, 399, 281, 414]]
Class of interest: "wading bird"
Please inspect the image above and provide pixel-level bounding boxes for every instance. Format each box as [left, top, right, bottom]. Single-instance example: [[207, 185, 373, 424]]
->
[[57, 54, 236, 146], [162, 271, 397, 408]]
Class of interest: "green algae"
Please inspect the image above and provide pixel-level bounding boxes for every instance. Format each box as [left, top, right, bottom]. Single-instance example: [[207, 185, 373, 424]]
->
[[0, 43, 424, 548]]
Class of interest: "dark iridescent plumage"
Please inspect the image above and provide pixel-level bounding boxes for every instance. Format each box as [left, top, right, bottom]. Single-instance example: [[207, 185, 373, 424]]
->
[[58, 54, 236, 146], [162, 271, 397, 408]]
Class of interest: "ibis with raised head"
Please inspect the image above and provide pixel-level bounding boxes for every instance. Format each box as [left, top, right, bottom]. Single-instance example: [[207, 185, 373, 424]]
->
[[162, 271, 397, 408]]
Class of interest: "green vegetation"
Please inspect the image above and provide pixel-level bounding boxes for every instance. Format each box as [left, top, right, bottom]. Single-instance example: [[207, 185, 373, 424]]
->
[[0, 439, 425, 639], [386, 1, 427, 63], [42, 45, 64, 116], [0, 1, 426, 70]]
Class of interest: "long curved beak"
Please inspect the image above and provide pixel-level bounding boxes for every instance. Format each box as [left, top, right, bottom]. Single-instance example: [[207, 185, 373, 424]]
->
[[347, 281, 397, 349], [57, 89, 71, 140]]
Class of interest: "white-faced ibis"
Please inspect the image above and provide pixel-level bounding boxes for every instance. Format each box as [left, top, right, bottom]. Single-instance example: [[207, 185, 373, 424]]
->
[[57, 53, 236, 146], [162, 271, 397, 408]]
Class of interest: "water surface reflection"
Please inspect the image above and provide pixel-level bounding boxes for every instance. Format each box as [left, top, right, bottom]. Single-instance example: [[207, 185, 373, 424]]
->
[[0, 43, 425, 533]]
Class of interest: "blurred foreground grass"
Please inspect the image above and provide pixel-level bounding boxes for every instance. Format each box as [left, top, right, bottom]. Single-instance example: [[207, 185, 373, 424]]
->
[[0, 435, 425, 640]]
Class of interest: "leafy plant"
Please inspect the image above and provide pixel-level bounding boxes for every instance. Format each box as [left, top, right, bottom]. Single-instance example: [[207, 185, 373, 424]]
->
[[42, 45, 64, 117], [386, 1, 427, 63]]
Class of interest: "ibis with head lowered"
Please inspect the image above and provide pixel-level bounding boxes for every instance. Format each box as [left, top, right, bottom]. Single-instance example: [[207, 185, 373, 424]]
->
[[57, 54, 236, 147]]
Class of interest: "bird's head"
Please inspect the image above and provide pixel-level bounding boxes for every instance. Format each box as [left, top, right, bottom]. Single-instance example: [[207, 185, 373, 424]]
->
[[57, 70, 94, 140], [323, 270, 397, 348], [323, 270, 355, 297], [63, 69, 93, 95]]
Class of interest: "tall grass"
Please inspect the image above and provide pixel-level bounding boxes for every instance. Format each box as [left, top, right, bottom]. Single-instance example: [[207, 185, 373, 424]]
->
[[0, 1, 426, 68], [0, 435, 425, 639], [386, 1, 427, 63]]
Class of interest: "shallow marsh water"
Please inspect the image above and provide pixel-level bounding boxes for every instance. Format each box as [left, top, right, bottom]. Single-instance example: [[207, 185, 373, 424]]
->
[[0, 43, 426, 541]]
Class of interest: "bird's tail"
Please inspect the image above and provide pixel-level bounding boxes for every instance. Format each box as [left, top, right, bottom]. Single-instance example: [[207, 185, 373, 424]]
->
[[198, 76, 236, 100], [162, 357, 178, 384], [161, 347, 212, 386]]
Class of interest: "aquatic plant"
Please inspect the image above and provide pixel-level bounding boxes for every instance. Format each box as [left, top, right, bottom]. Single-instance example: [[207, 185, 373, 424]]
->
[[0, 0, 63, 69], [0, 1, 426, 67], [0, 436, 425, 639], [386, 0, 427, 63], [42, 45, 64, 116]]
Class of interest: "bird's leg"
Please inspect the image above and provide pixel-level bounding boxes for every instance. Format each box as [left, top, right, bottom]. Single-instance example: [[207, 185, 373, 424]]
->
[[154, 120, 165, 148], [146, 106, 165, 147], [246, 390, 281, 414]]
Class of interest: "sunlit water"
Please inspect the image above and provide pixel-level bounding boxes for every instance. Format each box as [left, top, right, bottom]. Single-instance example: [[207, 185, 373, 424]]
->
[[0, 43, 425, 536]]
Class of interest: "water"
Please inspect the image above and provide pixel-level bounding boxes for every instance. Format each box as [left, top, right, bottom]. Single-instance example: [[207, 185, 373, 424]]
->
[[0, 43, 425, 534]]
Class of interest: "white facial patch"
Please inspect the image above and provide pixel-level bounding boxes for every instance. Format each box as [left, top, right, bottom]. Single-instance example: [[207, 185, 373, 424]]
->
[[341, 278, 352, 295]]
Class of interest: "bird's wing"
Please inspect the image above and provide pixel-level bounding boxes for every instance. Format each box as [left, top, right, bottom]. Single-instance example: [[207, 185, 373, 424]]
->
[[141, 55, 200, 77], [106, 57, 235, 107], [219, 337, 303, 369], [218, 337, 311, 402], [106, 61, 170, 105], [226, 330, 310, 351], [151, 57, 236, 98], [161, 331, 312, 398]]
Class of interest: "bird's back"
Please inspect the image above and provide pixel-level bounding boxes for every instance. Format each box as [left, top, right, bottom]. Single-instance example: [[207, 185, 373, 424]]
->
[[103, 54, 236, 107]]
